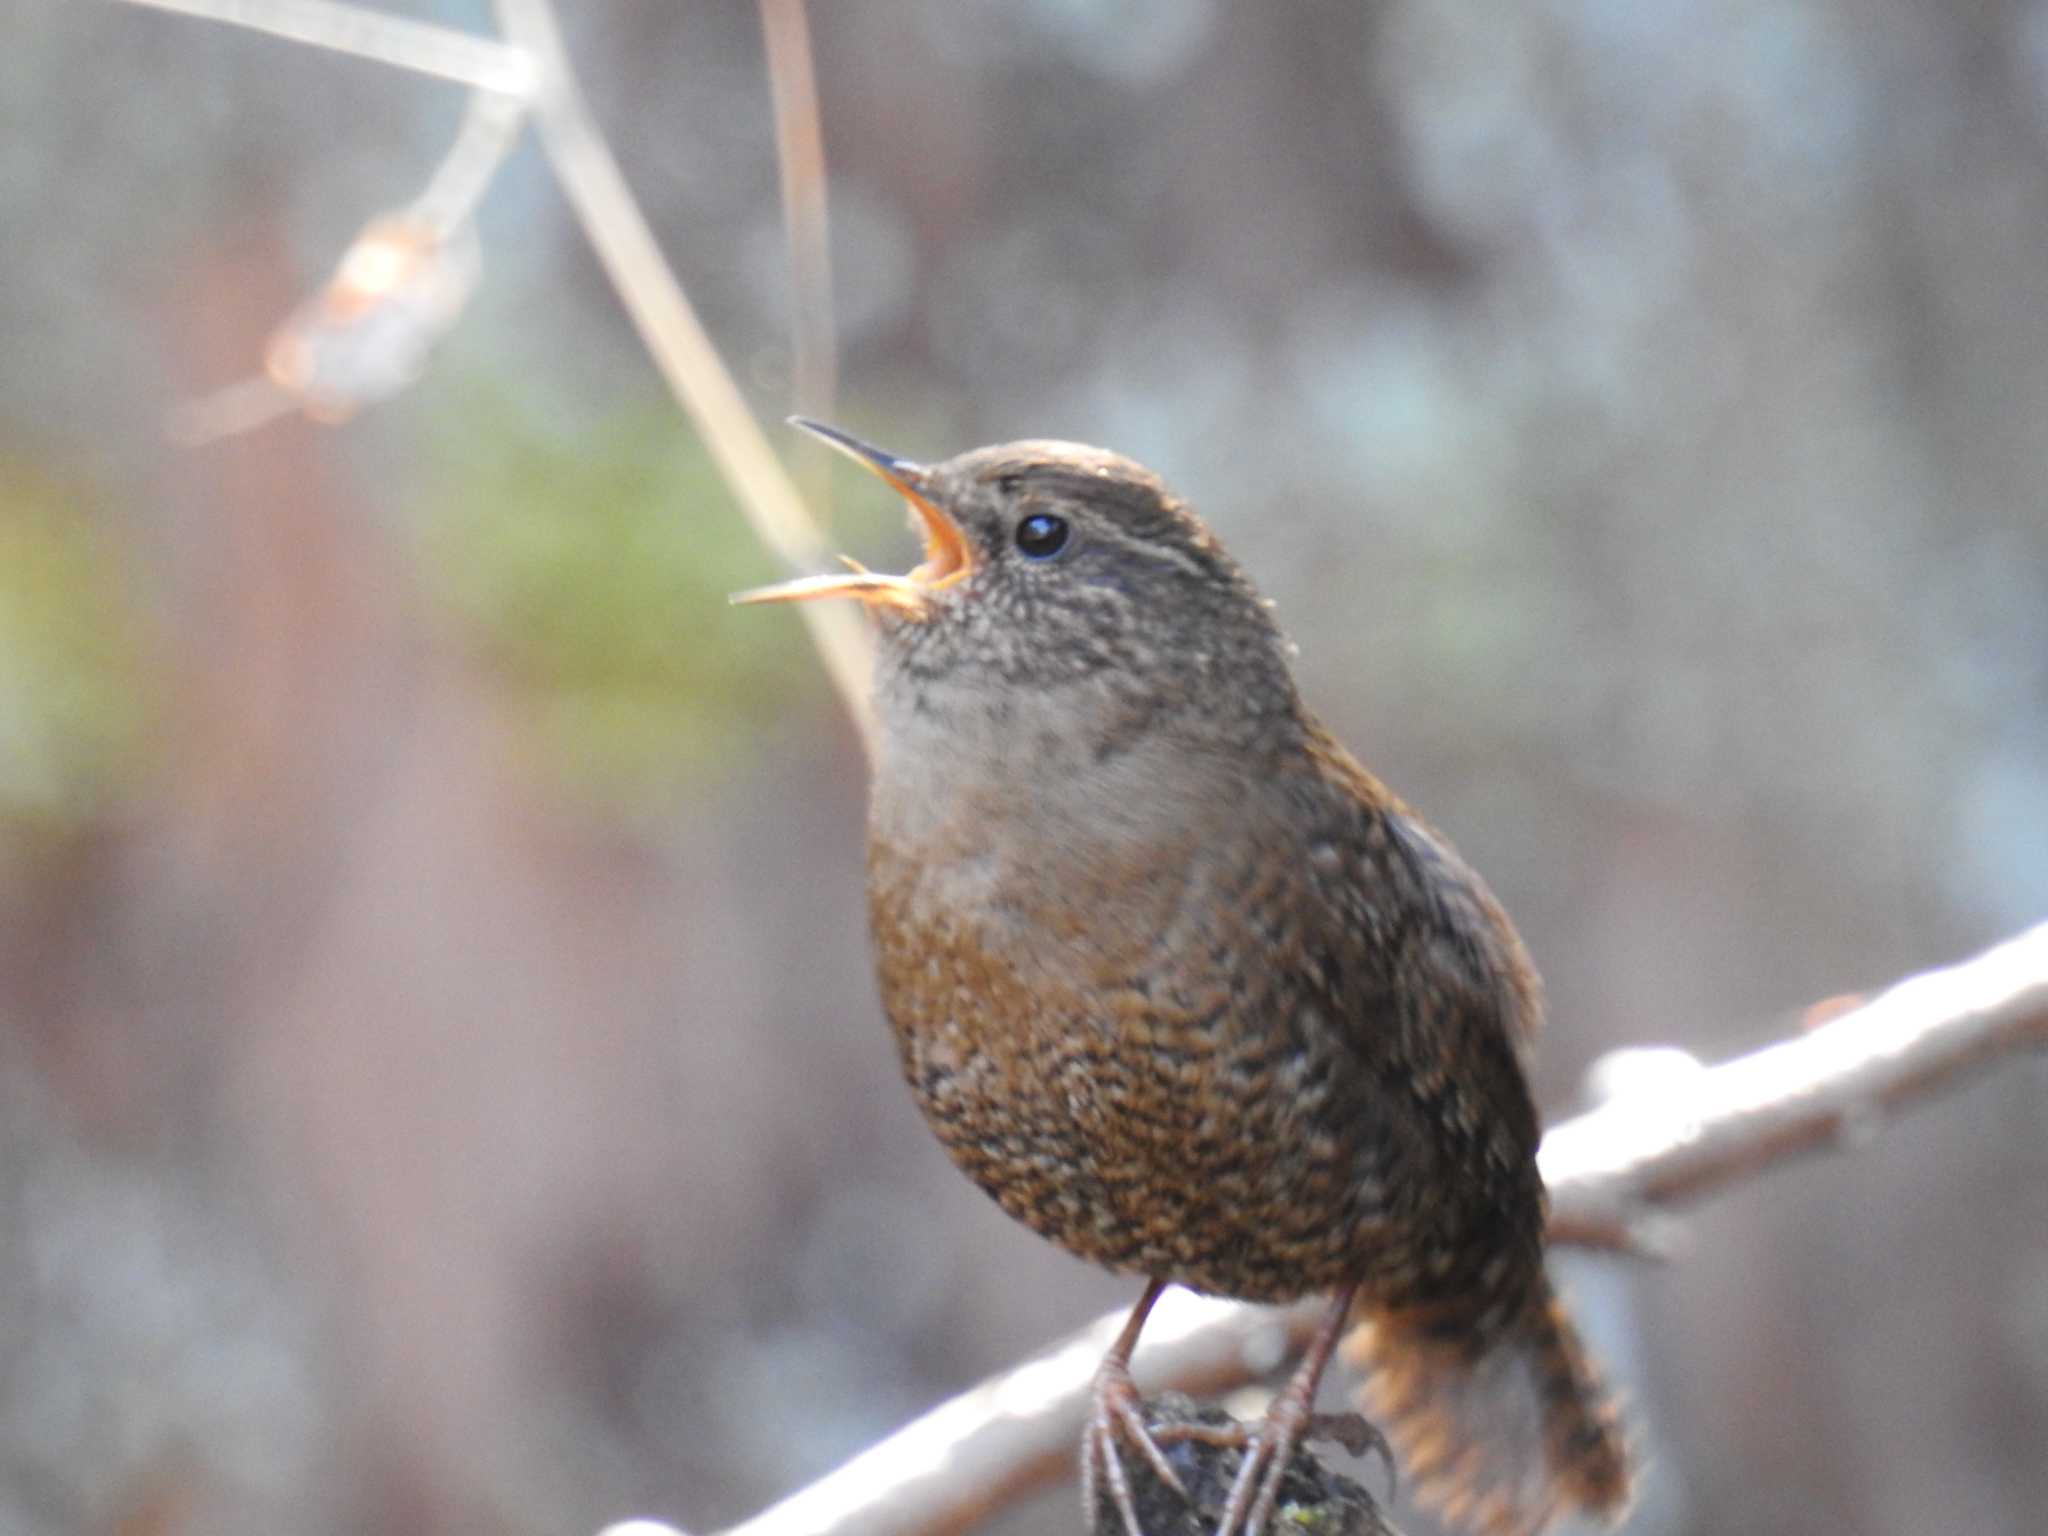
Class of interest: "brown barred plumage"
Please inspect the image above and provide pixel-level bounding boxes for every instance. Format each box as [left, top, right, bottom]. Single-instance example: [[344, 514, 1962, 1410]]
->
[[743, 425, 1632, 1536]]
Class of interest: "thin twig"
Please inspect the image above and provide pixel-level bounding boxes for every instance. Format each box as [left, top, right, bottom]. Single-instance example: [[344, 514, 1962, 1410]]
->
[[173, 78, 507, 442], [758, 0, 838, 492], [693, 920, 2048, 1536], [409, 88, 529, 237], [111, 0, 534, 94], [492, 0, 877, 749], [119, 0, 877, 746]]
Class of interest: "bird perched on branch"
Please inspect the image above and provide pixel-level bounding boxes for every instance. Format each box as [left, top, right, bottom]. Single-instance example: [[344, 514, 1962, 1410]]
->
[[736, 422, 1631, 1536]]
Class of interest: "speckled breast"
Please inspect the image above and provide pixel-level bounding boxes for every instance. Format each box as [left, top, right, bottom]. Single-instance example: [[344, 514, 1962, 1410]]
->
[[865, 841, 1421, 1304]]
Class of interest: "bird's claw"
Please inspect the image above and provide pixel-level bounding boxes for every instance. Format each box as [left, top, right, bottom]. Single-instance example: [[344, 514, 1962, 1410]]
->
[[1081, 1360, 1187, 1536], [1198, 1401, 1390, 1536], [1213, 1412, 1296, 1536], [1152, 1406, 1393, 1500]]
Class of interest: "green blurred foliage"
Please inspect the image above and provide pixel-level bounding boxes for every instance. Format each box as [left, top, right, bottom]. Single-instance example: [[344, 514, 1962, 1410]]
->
[[415, 383, 856, 815], [0, 470, 153, 843]]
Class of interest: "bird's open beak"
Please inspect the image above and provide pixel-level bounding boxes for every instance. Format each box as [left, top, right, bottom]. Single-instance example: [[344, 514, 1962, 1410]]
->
[[730, 419, 973, 616]]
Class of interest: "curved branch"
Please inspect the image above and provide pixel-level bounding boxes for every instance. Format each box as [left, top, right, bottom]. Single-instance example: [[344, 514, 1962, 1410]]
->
[[663, 921, 2048, 1536], [111, 0, 534, 93], [759, 0, 837, 458], [119, 0, 881, 749], [493, 0, 878, 751], [1541, 919, 2048, 1250]]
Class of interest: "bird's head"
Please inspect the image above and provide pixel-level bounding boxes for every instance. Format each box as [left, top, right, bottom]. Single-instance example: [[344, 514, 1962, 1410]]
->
[[735, 421, 1295, 709]]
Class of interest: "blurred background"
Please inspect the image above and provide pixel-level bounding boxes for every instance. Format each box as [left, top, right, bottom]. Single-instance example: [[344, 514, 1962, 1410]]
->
[[4, 1, 2048, 1533]]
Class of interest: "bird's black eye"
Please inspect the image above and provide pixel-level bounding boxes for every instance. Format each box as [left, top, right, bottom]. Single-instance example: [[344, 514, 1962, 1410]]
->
[[1014, 512, 1070, 560]]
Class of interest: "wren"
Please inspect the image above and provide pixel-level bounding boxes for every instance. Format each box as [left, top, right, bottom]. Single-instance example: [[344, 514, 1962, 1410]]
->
[[736, 422, 1631, 1536]]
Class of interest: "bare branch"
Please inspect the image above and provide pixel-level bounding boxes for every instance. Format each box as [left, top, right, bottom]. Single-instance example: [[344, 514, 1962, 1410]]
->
[[759, 0, 838, 475], [130, 0, 877, 743], [110, 0, 534, 95], [683, 920, 2048, 1536], [408, 87, 528, 237], [171, 71, 513, 441], [721, 1293, 1330, 1536], [1542, 918, 2048, 1250], [492, 0, 878, 750]]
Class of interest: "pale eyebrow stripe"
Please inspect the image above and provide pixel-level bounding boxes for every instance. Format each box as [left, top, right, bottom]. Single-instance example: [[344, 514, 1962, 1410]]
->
[[988, 467, 1218, 581]]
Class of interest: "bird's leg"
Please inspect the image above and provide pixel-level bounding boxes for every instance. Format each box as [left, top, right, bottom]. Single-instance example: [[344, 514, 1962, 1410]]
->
[[1199, 1282, 1376, 1536], [1081, 1277, 1187, 1536]]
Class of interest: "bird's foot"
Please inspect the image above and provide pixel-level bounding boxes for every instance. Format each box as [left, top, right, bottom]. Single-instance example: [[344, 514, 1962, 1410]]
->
[[1171, 1401, 1389, 1536], [1081, 1356, 1188, 1536], [1163, 1407, 1390, 1471]]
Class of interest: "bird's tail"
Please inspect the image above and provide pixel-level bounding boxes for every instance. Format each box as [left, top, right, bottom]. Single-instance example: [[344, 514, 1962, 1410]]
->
[[1342, 1279, 1631, 1536]]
